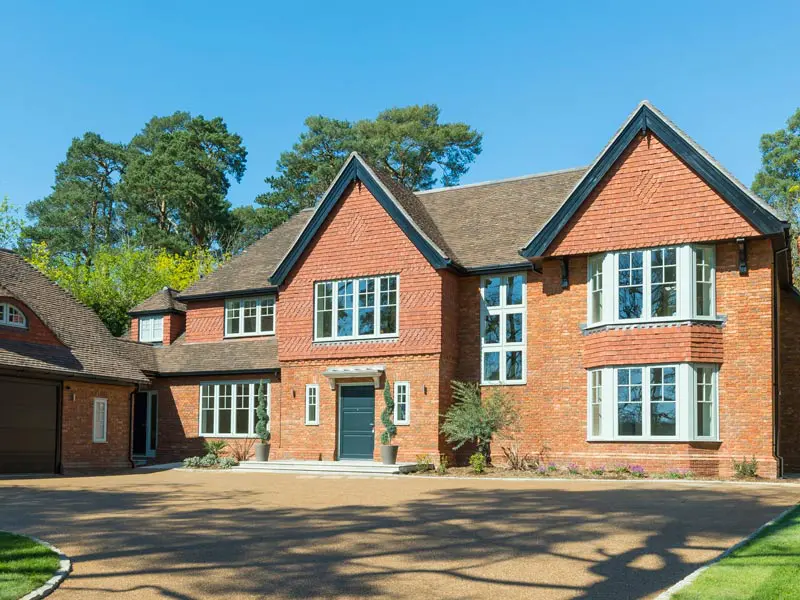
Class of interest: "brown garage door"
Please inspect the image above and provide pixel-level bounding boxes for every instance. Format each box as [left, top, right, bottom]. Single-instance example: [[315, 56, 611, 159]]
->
[[0, 378, 59, 473]]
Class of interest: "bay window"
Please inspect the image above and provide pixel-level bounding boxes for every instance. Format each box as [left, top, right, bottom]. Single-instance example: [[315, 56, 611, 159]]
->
[[314, 275, 398, 341], [587, 245, 715, 326], [225, 297, 275, 337], [587, 364, 718, 441], [481, 273, 526, 384], [199, 381, 269, 436]]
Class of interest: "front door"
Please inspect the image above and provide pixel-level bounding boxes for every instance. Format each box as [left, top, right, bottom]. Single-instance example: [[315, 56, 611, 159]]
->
[[338, 385, 375, 459], [133, 391, 158, 458]]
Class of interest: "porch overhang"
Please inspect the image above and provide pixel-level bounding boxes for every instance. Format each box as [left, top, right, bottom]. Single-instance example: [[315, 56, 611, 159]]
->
[[321, 364, 385, 390]]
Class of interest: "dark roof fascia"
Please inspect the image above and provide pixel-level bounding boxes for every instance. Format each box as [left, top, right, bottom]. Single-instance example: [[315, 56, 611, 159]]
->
[[521, 104, 787, 258], [177, 287, 279, 302], [128, 308, 185, 317], [458, 262, 535, 276], [0, 365, 147, 386], [271, 156, 451, 287], [153, 368, 281, 378]]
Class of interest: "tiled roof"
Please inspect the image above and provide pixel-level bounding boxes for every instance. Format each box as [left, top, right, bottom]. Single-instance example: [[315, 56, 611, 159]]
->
[[0, 250, 149, 384], [129, 287, 186, 315], [149, 335, 278, 375], [179, 209, 314, 299]]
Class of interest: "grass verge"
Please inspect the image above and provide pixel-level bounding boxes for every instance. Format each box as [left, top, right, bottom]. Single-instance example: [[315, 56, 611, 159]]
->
[[673, 505, 800, 600], [0, 532, 60, 600]]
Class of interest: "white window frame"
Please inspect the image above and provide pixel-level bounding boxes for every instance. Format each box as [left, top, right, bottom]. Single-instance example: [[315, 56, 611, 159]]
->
[[313, 274, 399, 342], [224, 297, 276, 338], [394, 381, 410, 425], [138, 315, 164, 343], [198, 381, 270, 437], [93, 398, 108, 443], [305, 384, 320, 425], [587, 363, 719, 442], [587, 245, 716, 327], [0, 303, 26, 328], [480, 273, 527, 385]]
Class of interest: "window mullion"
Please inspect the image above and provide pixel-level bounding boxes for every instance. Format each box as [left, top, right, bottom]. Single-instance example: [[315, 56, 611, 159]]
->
[[213, 385, 219, 436]]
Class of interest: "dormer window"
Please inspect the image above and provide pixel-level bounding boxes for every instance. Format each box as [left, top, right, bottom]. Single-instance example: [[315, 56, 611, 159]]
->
[[0, 303, 26, 328], [139, 315, 164, 344], [225, 297, 275, 337]]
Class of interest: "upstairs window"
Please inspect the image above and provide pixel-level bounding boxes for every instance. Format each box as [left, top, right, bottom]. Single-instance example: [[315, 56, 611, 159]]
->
[[225, 297, 275, 337], [0, 303, 26, 328], [480, 273, 526, 385], [314, 275, 398, 341], [587, 245, 715, 326], [138, 315, 164, 344]]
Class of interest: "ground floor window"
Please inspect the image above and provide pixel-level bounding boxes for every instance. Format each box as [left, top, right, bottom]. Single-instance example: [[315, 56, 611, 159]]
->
[[93, 398, 107, 443], [199, 381, 269, 436], [305, 384, 319, 425], [394, 381, 410, 425], [587, 363, 718, 441]]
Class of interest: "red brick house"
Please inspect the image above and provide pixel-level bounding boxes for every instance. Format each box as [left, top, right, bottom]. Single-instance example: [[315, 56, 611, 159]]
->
[[10, 101, 800, 478], [0, 249, 149, 473]]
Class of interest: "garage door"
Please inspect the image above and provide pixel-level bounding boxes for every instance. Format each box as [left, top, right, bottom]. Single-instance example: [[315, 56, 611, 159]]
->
[[0, 379, 59, 473]]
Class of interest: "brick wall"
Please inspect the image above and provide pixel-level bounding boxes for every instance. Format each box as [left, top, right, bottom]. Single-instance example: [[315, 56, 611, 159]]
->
[[184, 299, 225, 343], [130, 312, 186, 345], [779, 287, 800, 471], [0, 297, 63, 346], [60, 380, 135, 472]]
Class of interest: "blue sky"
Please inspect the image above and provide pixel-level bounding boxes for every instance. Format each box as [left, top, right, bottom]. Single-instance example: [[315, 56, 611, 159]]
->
[[1, 1, 799, 214]]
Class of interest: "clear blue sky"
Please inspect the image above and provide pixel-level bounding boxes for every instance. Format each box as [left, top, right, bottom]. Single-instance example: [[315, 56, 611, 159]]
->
[[1, 1, 799, 214]]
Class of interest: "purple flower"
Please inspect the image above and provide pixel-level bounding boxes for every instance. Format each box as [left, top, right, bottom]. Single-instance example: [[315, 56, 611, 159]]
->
[[537, 465, 547, 474], [630, 465, 646, 477]]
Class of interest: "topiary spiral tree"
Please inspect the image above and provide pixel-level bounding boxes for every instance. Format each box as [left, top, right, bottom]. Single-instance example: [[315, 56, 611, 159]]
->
[[380, 379, 397, 445], [255, 380, 270, 444]]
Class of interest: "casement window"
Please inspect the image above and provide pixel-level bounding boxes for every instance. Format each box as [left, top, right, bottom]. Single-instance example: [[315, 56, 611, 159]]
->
[[394, 381, 410, 425], [480, 273, 526, 385], [0, 303, 26, 328], [314, 275, 398, 341], [225, 297, 275, 337], [138, 315, 164, 343], [199, 381, 269, 436], [93, 398, 108, 443], [587, 363, 718, 441], [305, 384, 319, 425], [587, 245, 715, 326]]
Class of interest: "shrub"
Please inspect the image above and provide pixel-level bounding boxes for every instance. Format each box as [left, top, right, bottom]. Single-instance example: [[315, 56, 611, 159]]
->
[[183, 456, 203, 468], [469, 452, 487, 474], [629, 465, 646, 478], [255, 381, 271, 444], [416, 454, 433, 472], [440, 381, 519, 460], [589, 465, 606, 476], [380, 380, 397, 446], [665, 468, 693, 479], [436, 455, 449, 475], [536, 465, 547, 475], [547, 462, 558, 473], [501, 440, 532, 471], [733, 456, 758, 478], [227, 438, 255, 462], [203, 440, 227, 459], [566, 463, 580, 475], [199, 454, 218, 467], [612, 464, 631, 476], [218, 457, 239, 469]]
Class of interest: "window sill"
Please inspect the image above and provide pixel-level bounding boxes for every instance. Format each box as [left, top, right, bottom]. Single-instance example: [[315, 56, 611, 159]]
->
[[587, 437, 721, 444], [0, 323, 27, 331], [224, 332, 275, 340], [480, 380, 527, 387], [395, 422, 411, 427], [199, 434, 261, 439], [313, 336, 399, 347], [582, 316, 726, 335], [305, 422, 320, 426]]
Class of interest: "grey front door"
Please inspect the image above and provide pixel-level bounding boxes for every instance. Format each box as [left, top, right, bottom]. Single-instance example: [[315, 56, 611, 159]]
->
[[338, 385, 375, 459]]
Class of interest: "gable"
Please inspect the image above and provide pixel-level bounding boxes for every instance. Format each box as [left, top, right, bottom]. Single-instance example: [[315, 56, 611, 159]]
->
[[0, 297, 63, 347]]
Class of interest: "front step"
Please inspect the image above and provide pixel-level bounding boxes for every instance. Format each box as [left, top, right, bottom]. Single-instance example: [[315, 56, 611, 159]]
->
[[233, 459, 417, 475]]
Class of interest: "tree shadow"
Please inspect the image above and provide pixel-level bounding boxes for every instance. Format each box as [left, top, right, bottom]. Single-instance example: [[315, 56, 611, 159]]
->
[[0, 478, 794, 599]]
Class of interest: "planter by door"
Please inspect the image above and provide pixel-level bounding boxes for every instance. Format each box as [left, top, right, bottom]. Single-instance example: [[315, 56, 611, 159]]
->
[[380, 445, 398, 465], [254, 443, 270, 462]]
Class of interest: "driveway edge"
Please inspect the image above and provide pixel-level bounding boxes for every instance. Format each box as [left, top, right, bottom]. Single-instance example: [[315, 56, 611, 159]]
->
[[654, 503, 798, 599], [17, 535, 72, 600]]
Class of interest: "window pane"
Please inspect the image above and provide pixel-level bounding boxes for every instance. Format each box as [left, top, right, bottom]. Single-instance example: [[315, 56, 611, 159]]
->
[[505, 275, 524, 305], [315, 283, 333, 338], [618, 251, 643, 319], [358, 279, 375, 336], [505, 313, 523, 343], [483, 277, 501, 307], [483, 314, 500, 344], [379, 276, 397, 335], [506, 351, 523, 381], [242, 299, 258, 333], [696, 367, 714, 437], [395, 384, 408, 422], [201, 385, 215, 434], [218, 385, 232, 435], [235, 384, 250, 434], [695, 247, 713, 317], [483, 352, 500, 382], [589, 257, 604, 324], [337, 281, 354, 337], [590, 371, 603, 437], [617, 368, 642, 436], [650, 367, 676, 436], [260, 299, 275, 333], [651, 248, 677, 318], [226, 301, 241, 335]]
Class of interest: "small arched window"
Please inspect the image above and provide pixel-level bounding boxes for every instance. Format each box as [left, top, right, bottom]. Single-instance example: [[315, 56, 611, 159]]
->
[[0, 303, 27, 328]]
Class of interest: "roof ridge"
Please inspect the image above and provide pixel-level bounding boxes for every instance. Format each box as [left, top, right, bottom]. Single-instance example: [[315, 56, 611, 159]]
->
[[415, 166, 587, 196]]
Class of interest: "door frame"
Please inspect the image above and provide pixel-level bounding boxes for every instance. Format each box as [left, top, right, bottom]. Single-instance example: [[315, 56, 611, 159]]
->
[[337, 382, 376, 461], [134, 390, 158, 458]]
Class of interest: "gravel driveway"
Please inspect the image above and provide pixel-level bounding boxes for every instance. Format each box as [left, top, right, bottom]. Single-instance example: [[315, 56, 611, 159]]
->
[[0, 469, 797, 599]]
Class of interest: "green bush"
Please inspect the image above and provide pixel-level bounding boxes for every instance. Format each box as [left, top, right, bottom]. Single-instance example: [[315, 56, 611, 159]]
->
[[203, 440, 227, 458], [415, 454, 433, 472], [440, 381, 519, 459], [255, 381, 271, 444], [469, 452, 487, 474], [733, 456, 758, 478], [436, 455, 449, 475], [183, 456, 203, 468], [380, 380, 397, 445], [199, 454, 218, 467], [218, 457, 239, 469]]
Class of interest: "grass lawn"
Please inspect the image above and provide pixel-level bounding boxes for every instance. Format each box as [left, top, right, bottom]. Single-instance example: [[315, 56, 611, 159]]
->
[[673, 505, 800, 600], [0, 532, 60, 600]]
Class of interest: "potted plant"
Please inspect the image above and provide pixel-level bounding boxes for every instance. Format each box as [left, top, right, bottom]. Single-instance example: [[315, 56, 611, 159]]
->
[[379, 379, 398, 464], [253, 380, 271, 461]]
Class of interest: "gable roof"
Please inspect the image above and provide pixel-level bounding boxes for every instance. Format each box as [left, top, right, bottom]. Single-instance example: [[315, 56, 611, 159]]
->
[[0, 250, 148, 384], [521, 101, 788, 258], [179, 209, 314, 300], [129, 287, 186, 315], [270, 153, 454, 286]]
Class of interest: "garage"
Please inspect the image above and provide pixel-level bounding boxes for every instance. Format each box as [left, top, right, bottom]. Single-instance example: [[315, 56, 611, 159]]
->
[[0, 378, 60, 474]]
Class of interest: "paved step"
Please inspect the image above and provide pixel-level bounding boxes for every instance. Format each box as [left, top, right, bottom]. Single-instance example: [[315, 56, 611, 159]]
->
[[233, 459, 417, 475]]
